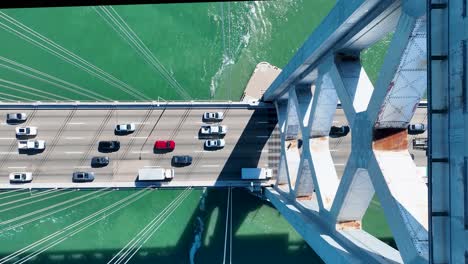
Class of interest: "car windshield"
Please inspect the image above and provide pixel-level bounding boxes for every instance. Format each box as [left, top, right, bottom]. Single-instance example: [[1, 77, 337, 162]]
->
[[16, 114, 21, 118], [19, 128, 25, 133], [166, 142, 171, 147], [77, 174, 83, 178], [35, 142, 39, 147], [14, 175, 20, 179], [25, 128, 30, 133], [127, 125, 131, 129]]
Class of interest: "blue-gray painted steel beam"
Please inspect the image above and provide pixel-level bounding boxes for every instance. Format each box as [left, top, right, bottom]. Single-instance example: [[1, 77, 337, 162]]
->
[[262, 0, 402, 102]]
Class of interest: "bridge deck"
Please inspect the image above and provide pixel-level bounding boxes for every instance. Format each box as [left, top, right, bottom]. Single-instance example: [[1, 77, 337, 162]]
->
[[0, 107, 279, 188]]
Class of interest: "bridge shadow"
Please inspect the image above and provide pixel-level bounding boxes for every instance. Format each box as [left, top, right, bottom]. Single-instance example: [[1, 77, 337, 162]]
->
[[0, 188, 323, 263], [214, 108, 278, 182]]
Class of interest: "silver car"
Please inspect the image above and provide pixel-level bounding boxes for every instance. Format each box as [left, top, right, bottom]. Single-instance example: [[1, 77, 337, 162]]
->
[[6, 113, 27, 123], [204, 139, 225, 149], [115, 123, 136, 133], [203, 112, 224, 121]]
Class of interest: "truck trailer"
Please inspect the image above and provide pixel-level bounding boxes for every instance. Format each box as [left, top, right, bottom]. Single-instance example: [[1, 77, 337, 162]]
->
[[241, 168, 272, 180], [138, 168, 174, 181]]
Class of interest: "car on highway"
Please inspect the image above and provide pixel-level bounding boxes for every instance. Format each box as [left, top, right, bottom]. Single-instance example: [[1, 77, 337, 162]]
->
[[172, 155, 192, 166], [9, 172, 32, 183], [115, 123, 136, 134], [407, 123, 426, 135], [6, 113, 27, 123], [204, 139, 225, 149], [98, 141, 120, 152], [15, 126, 38, 137], [154, 140, 175, 151], [200, 125, 227, 136], [329, 125, 350, 137], [72, 171, 95, 182], [203, 112, 224, 122], [18, 139, 45, 150], [91, 156, 109, 167]]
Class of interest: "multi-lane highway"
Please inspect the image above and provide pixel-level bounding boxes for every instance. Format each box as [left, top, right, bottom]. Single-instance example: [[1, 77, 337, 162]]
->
[[0, 107, 279, 188], [0, 105, 426, 188]]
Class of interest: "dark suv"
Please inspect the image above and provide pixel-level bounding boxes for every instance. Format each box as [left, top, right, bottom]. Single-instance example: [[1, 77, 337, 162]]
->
[[91, 156, 109, 167], [329, 125, 350, 137], [72, 172, 95, 182], [98, 141, 120, 152], [172, 155, 192, 166]]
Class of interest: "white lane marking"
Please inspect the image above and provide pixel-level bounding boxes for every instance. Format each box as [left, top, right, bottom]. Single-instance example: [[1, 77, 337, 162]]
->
[[0, 152, 17, 154], [134, 122, 149, 125], [67, 122, 85, 125], [144, 166, 160, 168], [256, 136, 269, 138], [131, 137, 147, 139], [131, 151, 150, 154], [64, 151, 83, 154], [335, 163, 346, 166], [194, 136, 200, 139], [74, 166, 91, 169], [0, 137, 15, 140], [8, 166, 26, 169], [202, 165, 219, 168], [193, 150, 210, 153], [0, 122, 7, 125], [65, 137, 83, 140]]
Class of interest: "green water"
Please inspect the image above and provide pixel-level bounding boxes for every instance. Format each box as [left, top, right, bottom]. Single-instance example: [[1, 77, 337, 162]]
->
[[0, 1, 396, 263]]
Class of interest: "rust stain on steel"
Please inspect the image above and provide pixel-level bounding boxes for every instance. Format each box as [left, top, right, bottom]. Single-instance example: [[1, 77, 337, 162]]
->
[[372, 128, 408, 151], [336, 220, 362, 230], [296, 195, 313, 201]]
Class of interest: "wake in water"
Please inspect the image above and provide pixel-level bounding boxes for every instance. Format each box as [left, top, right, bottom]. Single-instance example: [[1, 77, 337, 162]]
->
[[208, 1, 298, 99]]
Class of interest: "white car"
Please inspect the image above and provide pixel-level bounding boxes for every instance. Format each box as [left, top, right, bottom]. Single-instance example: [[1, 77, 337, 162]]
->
[[204, 139, 225, 149], [15, 126, 38, 137], [200, 125, 227, 135], [203, 112, 224, 121], [18, 140, 46, 150], [115, 123, 136, 133], [6, 113, 27, 123], [9, 172, 32, 183]]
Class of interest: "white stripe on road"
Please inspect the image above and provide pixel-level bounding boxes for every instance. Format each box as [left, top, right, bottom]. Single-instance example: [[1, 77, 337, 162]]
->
[[74, 166, 90, 169], [67, 122, 85, 125], [64, 151, 83, 154], [193, 150, 210, 153], [134, 122, 149, 125], [0, 137, 15, 140], [0, 152, 17, 154], [202, 165, 219, 168], [8, 166, 26, 169], [131, 137, 147, 139], [335, 163, 346, 166], [131, 151, 150, 154], [65, 137, 83, 140], [144, 166, 160, 168]]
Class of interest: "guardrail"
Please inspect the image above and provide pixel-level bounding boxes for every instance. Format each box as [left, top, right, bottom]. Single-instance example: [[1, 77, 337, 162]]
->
[[0, 100, 275, 110]]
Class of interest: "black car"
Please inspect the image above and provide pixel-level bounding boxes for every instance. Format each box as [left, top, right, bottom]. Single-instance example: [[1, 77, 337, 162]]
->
[[172, 155, 193, 166], [98, 141, 120, 152], [329, 125, 350, 137], [91, 156, 109, 167], [72, 172, 95, 182]]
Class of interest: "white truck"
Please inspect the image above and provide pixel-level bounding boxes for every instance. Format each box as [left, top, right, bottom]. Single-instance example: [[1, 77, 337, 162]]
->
[[18, 140, 45, 150], [241, 168, 272, 180], [200, 125, 227, 135], [138, 168, 174, 181]]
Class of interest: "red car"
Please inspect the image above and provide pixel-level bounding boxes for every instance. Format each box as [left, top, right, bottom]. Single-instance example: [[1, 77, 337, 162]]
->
[[154, 140, 175, 151]]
